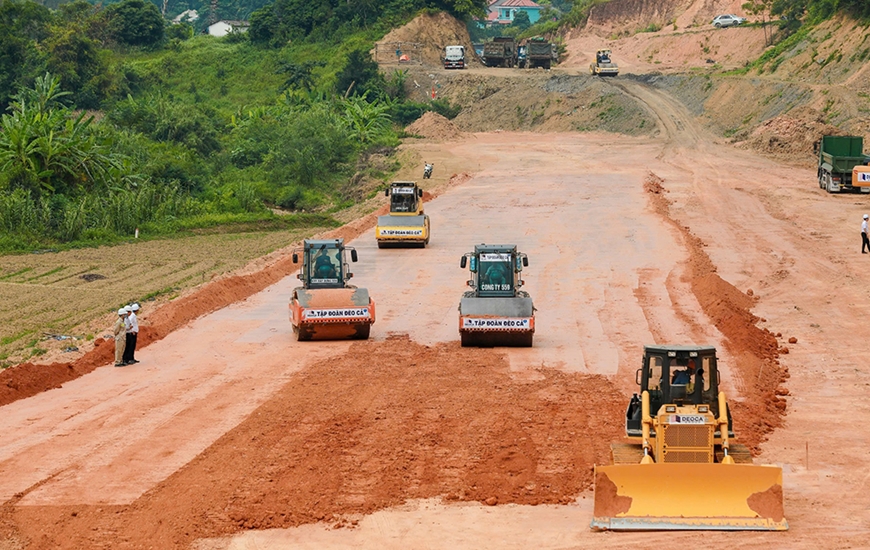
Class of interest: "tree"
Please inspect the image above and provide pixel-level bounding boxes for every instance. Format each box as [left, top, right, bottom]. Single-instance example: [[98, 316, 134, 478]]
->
[[742, 0, 774, 45], [512, 10, 531, 30], [0, 73, 120, 197], [334, 49, 382, 98], [277, 60, 325, 92], [105, 0, 165, 47], [0, 0, 53, 111], [45, 27, 109, 108]]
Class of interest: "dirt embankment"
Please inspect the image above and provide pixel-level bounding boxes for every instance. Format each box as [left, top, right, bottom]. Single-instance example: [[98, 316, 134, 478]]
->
[[644, 172, 787, 449]]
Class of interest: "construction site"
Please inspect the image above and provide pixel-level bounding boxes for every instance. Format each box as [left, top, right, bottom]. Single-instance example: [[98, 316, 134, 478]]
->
[[2, 0, 870, 548]]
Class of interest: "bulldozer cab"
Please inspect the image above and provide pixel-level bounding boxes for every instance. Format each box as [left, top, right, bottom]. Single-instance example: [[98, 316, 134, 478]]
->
[[385, 181, 423, 215], [292, 239, 357, 289], [460, 244, 528, 298], [626, 345, 724, 437]]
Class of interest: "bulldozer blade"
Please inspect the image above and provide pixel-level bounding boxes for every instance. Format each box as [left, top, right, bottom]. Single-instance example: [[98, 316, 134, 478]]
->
[[591, 463, 787, 531]]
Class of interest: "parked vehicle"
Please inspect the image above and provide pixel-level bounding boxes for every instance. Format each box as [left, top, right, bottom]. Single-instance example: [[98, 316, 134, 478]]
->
[[423, 163, 433, 179], [712, 14, 746, 28], [816, 135, 870, 193], [443, 45, 466, 69], [523, 37, 553, 69], [482, 37, 517, 68]]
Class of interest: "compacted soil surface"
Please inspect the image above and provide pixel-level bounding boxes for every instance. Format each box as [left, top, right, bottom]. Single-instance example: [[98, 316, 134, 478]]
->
[[2, 72, 869, 549]]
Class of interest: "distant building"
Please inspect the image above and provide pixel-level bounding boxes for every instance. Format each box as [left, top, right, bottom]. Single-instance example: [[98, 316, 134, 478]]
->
[[486, 0, 544, 25], [172, 9, 199, 24], [207, 20, 250, 37]]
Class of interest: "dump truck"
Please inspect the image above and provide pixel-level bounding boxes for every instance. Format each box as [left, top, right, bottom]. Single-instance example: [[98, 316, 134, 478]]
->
[[816, 135, 870, 193], [288, 239, 375, 341], [524, 37, 553, 69], [591, 345, 787, 531], [590, 49, 619, 76], [482, 37, 517, 67], [375, 181, 430, 248], [458, 244, 534, 347], [443, 45, 466, 69]]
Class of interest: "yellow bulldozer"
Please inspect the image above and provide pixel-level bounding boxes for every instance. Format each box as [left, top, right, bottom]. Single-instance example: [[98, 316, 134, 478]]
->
[[592, 345, 787, 531], [375, 181, 430, 248]]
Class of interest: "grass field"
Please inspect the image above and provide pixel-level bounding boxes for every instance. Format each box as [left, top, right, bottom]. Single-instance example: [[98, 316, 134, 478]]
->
[[0, 226, 332, 367]]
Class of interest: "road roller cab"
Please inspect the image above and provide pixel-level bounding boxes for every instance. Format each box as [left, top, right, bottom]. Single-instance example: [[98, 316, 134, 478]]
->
[[458, 244, 534, 347], [592, 345, 787, 531], [288, 239, 375, 341]]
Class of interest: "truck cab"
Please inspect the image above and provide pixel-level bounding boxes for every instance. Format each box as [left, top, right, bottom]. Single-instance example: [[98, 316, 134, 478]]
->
[[443, 45, 466, 69]]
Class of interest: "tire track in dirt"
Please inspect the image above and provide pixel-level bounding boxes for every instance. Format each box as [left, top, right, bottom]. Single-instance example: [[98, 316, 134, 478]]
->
[[611, 78, 788, 449]]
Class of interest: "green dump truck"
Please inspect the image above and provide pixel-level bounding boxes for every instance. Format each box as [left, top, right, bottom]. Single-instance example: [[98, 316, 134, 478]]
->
[[524, 37, 553, 69], [816, 135, 870, 193]]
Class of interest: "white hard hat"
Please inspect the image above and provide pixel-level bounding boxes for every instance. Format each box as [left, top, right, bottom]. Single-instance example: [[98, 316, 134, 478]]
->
[[124, 305, 133, 312], [864, 214, 868, 219], [118, 308, 127, 315], [131, 303, 140, 311]]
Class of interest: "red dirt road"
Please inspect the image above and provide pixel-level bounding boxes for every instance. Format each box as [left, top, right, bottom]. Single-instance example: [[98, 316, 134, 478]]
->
[[1, 80, 868, 548]]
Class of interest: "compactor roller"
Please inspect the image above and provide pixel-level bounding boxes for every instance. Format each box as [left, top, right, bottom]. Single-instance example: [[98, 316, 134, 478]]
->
[[591, 345, 787, 531], [288, 239, 375, 341], [458, 244, 534, 347], [375, 181, 430, 248]]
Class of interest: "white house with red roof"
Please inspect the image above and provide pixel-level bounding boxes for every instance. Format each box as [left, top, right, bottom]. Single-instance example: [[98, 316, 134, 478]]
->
[[486, 0, 544, 25]]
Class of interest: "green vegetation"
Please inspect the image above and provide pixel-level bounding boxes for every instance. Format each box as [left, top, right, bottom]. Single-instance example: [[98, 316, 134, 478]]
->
[[0, 0, 466, 253]]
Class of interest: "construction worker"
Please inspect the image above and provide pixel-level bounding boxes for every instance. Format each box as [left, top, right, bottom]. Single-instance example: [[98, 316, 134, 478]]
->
[[484, 261, 509, 286], [114, 309, 127, 367], [123, 303, 140, 365], [314, 250, 336, 278], [862, 214, 869, 254]]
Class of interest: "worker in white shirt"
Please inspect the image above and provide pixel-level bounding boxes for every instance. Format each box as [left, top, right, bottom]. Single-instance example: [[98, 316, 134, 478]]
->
[[114, 309, 128, 367], [863, 214, 869, 254], [123, 303, 140, 364]]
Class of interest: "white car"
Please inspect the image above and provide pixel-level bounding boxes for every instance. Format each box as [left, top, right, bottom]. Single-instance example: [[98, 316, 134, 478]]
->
[[712, 14, 746, 28]]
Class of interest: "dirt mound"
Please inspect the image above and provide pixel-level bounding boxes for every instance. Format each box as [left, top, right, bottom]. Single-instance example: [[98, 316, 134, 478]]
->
[[406, 111, 462, 141], [375, 12, 474, 68], [5, 335, 626, 548], [740, 107, 844, 162]]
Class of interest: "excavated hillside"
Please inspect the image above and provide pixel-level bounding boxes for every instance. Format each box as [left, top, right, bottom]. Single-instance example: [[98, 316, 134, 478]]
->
[[377, 7, 870, 166]]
